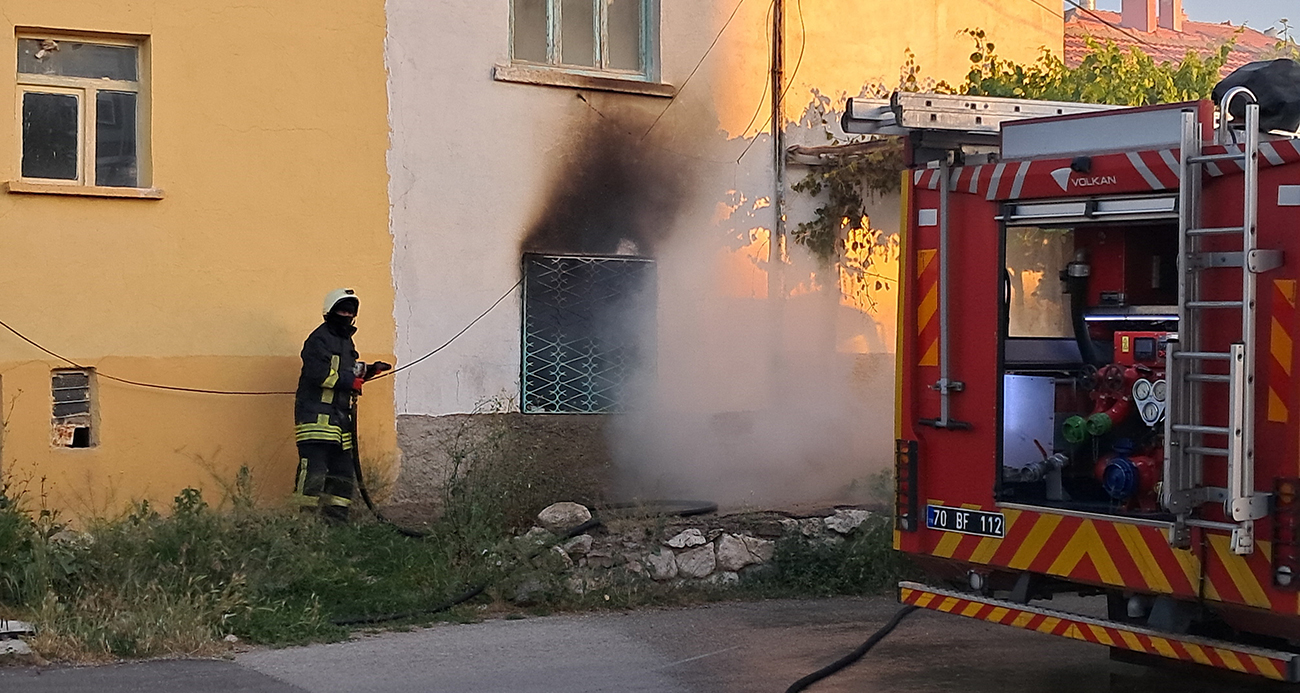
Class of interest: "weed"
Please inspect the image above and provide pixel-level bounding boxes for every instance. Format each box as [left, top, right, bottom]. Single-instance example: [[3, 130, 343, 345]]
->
[[744, 516, 915, 597]]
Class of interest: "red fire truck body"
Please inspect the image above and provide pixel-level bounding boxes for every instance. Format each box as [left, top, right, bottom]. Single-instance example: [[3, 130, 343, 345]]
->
[[888, 93, 1300, 680]]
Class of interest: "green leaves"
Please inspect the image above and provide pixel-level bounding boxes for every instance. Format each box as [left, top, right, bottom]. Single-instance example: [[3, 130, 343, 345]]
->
[[960, 28, 1235, 106]]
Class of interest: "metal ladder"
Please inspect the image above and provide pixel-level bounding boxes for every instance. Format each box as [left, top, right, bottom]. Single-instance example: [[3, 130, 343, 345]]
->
[[1163, 89, 1278, 555]]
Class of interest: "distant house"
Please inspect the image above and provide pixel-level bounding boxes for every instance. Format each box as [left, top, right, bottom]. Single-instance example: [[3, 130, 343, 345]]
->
[[1065, 1, 1282, 75]]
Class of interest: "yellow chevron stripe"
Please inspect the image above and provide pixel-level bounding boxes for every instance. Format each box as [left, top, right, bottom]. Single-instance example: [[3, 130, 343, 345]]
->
[[1250, 655, 1283, 680], [917, 248, 936, 276], [960, 601, 984, 617], [914, 592, 936, 609], [1278, 279, 1298, 308], [1061, 623, 1082, 640], [937, 597, 961, 612], [1035, 617, 1061, 634], [1216, 648, 1247, 673], [918, 339, 939, 367], [1046, 520, 1123, 585], [1087, 624, 1115, 647], [986, 607, 1009, 623], [1149, 637, 1178, 659], [969, 509, 1019, 565], [1273, 316, 1293, 376], [1269, 388, 1289, 423], [1167, 538, 1202, 592], [1008, 513, 1064, 570], [1182, 644, 1213, 667], [1010, 611, 1034, 629], [931, 529, 964, 558], [1118, 630, 1145, 652], [900, 588, 914, 602], [1114, 523, 1173, 593], [917, 284, 939, 332], [1208, 533, 1271, 608]]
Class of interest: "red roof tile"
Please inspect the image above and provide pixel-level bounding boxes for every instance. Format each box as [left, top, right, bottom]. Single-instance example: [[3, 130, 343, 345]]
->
[[1064, 8, 1281, 76]]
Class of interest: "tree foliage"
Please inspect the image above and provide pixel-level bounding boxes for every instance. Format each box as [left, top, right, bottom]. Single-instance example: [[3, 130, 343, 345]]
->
[[960, 28, 1233, 106]]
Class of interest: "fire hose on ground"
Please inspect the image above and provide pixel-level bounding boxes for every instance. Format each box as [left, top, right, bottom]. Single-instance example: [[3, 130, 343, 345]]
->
[[783, 605, 919, 693]]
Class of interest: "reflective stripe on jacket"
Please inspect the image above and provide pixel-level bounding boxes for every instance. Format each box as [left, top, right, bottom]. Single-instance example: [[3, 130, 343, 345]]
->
[[294, 322, 358, 447]]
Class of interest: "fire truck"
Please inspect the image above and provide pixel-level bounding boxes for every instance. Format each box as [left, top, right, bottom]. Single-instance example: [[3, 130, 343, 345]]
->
[[849, 81, 1300, 681]]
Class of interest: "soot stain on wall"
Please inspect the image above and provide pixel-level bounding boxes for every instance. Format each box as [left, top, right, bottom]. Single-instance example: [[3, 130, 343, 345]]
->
[[520, 115, 691, 257]]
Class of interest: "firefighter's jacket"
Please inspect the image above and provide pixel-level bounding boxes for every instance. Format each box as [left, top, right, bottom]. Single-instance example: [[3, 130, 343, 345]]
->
[[294, 321, 359, 450]]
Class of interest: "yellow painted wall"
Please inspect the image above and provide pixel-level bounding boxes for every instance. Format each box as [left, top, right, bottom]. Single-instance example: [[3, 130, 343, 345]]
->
[[0, 1, 395, 516], [714, 0, 1065, 135]]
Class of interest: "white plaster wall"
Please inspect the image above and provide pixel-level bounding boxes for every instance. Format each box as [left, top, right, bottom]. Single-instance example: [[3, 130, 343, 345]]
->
[[386, 0, 783, 417]]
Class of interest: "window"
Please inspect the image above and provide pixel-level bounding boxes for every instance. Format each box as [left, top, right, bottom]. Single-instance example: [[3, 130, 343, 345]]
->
[[511, 0, 654, 78], [17, 35, 146, 188], [51, 369, 94, 448], [521, 254, 656, 414]]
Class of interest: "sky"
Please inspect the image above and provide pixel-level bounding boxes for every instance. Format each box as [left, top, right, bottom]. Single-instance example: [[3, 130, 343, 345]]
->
[[1083, 1, 1294, 32]]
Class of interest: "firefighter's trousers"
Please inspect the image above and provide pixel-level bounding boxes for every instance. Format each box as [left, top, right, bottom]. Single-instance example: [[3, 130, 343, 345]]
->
[[294, 441, 354, 522]]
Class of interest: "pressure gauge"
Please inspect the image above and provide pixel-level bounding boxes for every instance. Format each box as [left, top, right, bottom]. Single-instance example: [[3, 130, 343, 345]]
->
[[1152, 379, 1167, 402], [1133, 379, 1152, 401]]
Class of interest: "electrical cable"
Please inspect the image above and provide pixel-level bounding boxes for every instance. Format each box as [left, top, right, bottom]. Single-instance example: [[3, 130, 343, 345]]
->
[[783, 605, 919, 693], [0, 318, 294, 396], [736, 0, 806, 164], [0, 278, 521, 396], [371, 278, 522, 381], [639, 0, 750, 141], [1062, 0, 1162, 48]]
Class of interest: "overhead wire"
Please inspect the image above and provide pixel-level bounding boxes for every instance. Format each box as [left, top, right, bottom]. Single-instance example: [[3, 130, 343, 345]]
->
[[639, 0, 750, 141], [1061, 0, 1162, 48], [736, 0, 806, 164], [0, 278, 523, 396]]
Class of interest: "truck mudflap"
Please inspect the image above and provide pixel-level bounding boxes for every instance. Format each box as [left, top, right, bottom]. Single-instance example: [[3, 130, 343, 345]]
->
[[899, 581, 1300, 682]]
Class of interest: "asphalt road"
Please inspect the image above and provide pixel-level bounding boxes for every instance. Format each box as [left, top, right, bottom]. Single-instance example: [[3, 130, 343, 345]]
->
[[0, 596, 1291, 692]]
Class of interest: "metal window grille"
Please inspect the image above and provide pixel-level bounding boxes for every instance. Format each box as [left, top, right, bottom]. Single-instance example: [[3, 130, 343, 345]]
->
[[52, 369, 93, 447], [522, 253, 655, 414]]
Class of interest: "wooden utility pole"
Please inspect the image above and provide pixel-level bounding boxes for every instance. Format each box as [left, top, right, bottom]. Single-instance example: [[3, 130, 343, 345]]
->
[[768, 0, 786, 303]]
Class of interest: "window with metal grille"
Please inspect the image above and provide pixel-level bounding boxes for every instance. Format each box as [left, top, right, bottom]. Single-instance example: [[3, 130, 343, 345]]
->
[[52, 369, 94, 448], [522, 253, 655, 414]]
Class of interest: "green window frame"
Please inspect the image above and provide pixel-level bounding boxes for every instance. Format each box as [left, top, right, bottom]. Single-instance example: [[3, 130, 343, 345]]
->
[[510, 0, 658, 80]]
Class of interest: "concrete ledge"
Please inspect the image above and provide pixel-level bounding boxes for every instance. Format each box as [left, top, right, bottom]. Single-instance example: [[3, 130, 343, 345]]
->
[[6, 180, 164, 199], [492, 64, 676, 98]]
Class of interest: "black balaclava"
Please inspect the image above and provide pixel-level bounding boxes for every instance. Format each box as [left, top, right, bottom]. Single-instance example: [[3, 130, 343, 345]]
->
[[326, 298, 358, 335]]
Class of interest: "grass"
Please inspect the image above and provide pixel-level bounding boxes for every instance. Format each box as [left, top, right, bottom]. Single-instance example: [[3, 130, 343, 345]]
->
[[0, 418, 910, 662]]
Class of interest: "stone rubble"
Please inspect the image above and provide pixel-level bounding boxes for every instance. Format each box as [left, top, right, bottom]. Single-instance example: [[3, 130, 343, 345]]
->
[[537, 502, 593, 534], [665, 528, 707, 548], [506, 502, 877, 602], [823, 509, 873, 535]]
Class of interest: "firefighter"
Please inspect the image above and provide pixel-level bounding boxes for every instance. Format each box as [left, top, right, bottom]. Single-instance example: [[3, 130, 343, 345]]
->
[[292, 288, 390, 522]]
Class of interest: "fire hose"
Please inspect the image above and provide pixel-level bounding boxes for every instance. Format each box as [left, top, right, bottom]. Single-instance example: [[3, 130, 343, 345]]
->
[[337, 391, 718, 625], [783, 605, 919, 693]]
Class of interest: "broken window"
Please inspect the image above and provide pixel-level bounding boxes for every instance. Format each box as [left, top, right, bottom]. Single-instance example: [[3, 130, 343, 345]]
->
[[511, 0, 652, 77], [18, 35, 147, 188], [52, 369, 94, 448], [522, 254, 656, 414]]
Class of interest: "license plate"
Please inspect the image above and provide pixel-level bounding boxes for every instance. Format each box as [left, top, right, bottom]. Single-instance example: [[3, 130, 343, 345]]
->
[[926, 505, 1005, 538]]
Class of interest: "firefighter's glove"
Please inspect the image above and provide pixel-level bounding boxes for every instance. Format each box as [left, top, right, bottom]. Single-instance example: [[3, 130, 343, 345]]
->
[[364, 361, 393, 379], [351, 375, 365, 395]]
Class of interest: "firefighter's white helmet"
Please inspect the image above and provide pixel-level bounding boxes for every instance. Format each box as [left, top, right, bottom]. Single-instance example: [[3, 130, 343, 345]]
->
[[323, 288, 359, 316]]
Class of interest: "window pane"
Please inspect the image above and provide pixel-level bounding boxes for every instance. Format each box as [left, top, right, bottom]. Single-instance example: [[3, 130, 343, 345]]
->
[[22, 92, 78, 180], [607, 0, 643, 71], [1006, 227, 1074, 338], [561, 0, 596, 67], [18, 39, 138, 81], [513, 0, 549, 62], [96, 91, 138, 187]]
